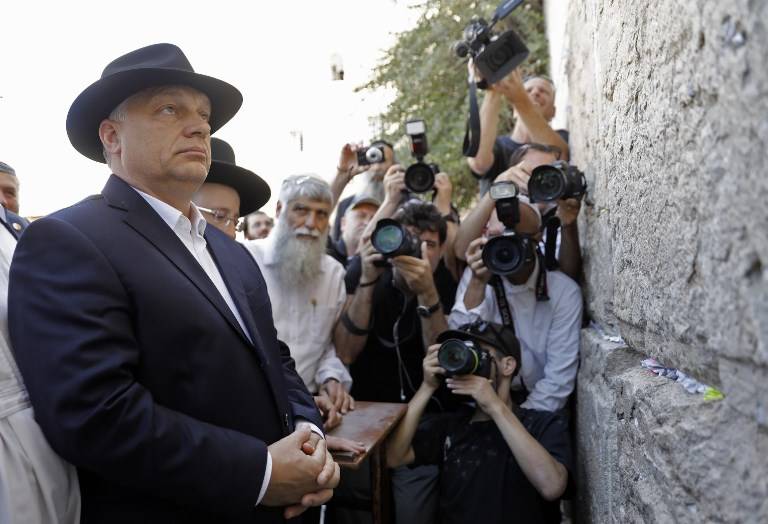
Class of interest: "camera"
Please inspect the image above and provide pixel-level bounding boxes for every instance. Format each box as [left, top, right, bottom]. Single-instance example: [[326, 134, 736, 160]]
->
[[453, 0, 529, 86], [371, 218, 421, 264], [482, 181, 536, 276], [356, 144, 386, 166], [404, 119, 440, 193], [438, 339, 492, 378], [528, 161, 587, 203]]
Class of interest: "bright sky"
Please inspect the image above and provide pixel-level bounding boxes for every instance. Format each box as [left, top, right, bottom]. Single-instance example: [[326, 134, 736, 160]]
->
[[0, 0, 421, 217]]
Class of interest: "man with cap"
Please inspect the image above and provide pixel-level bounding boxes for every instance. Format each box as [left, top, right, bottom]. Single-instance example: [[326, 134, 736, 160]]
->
[[327, 192, 380, 267], [386, 321, 572, 524], [192, 137, 269, 239], [8, 43, 337, 523]]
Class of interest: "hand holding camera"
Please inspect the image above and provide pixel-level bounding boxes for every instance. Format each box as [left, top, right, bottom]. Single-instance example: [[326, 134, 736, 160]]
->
[[497, 161, 532, 196], [390, 241, 435, 297], [382, 164, 407, 204], [358, 235, 386, 283], [466, 237, 492, 284], [337, 143, 369, 180], [421, 344, 445, 391]]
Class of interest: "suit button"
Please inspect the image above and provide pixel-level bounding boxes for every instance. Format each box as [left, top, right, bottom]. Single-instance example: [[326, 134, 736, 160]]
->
[[284, 413, 289, 428]]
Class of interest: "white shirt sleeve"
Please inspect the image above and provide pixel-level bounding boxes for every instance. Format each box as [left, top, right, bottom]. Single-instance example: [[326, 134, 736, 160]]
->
[[449, 267, 501, 328], [315, 262, 352, 390], [256, 451, 272, 505], [255, 418, 326, 506], [314, 346, 353, 391], [521, 281, 582, 412]]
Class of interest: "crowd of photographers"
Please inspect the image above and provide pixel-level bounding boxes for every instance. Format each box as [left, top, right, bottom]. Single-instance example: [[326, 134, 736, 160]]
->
[[196, 57, 584, 524]]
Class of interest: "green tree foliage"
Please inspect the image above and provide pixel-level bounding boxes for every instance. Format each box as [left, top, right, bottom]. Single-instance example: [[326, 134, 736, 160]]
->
[[360, 0, 549, 209]]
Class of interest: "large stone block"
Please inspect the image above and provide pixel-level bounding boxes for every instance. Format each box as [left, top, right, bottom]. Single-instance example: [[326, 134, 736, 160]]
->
[[576, 327, 768, 523]]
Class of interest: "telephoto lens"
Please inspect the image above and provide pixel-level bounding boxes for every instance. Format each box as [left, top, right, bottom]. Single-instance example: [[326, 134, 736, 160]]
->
[[404, 162, 437, 193], [481, 233, 534, 276], [371, 218, 421, 260], [528, 161, 587, 202], [438, 339, 491, 378]]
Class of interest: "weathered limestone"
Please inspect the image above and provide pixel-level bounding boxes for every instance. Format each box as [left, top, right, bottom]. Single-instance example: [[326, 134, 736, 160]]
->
[[551, 0, 768, 520]]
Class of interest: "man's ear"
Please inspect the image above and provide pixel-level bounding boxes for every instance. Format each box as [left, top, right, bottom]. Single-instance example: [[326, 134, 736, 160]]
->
[[499, 355, 517, 378], [99, 119, 121, 161], [275, 201, 282, 219]]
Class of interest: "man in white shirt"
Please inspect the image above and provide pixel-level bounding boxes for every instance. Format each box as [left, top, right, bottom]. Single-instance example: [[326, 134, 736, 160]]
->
[[246, 174, 355, 414], [450, 191, 582, 413]]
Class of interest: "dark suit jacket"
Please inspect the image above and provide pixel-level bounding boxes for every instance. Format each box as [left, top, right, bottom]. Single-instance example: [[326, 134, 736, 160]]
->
[[8, 175, 322, 523], [1, 208, 29, 239]]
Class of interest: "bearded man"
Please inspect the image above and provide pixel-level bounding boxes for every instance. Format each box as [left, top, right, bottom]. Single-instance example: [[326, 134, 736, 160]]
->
[[246, 175, 355, 415]]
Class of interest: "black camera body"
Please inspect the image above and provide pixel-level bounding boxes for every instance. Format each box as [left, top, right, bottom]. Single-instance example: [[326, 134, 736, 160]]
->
[[438, 339, 492, 378], [404, 119, 439, 193], [356, 145, 386, 166], [528, 161, 587, 203], [482, 181, 536, 276], [453, 0, 529, 86], [371, 218, 421, 266]]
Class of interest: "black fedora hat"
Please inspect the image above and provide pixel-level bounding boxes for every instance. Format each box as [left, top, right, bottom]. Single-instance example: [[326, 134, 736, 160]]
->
[[67, 43, 243, 163], [206, 138, 270, 215]]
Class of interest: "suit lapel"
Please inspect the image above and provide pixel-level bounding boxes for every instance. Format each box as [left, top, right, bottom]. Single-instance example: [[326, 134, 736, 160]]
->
[[205, 230, 270, 364], [102, 176, 255, 351]]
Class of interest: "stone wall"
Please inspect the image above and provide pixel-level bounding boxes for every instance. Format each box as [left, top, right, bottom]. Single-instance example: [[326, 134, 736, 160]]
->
[[551, 0, 768, 521]]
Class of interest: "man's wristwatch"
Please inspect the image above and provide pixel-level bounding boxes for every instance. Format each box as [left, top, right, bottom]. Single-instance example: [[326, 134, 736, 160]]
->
[[416, 301, 442, 318]]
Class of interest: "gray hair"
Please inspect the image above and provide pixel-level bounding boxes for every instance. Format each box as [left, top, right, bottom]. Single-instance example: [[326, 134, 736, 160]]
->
[[278, 174, 333, 205]]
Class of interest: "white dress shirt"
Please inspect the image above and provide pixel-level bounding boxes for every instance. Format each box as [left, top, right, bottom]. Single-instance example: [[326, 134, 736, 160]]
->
[[245, 236, 352, 394], [449, 260, 582, 412]]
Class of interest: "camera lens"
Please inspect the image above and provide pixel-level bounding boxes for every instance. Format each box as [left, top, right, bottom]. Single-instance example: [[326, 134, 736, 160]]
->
[[529, 167, 566, 202], [438, 339, 478, 376], [365, 147, 383, 164], [482, 235, 526, 275], [372, 222, 404, 255], [405, 163, 435, 193]]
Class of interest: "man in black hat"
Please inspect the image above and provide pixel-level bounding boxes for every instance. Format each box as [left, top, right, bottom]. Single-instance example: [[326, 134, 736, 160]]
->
[[193, 137, 269, 239], [386, 321, 572, 524], [8, 43, 337, 523]]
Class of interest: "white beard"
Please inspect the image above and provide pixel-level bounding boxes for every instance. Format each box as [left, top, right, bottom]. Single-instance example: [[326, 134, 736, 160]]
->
[[271, 216, 328, 287]]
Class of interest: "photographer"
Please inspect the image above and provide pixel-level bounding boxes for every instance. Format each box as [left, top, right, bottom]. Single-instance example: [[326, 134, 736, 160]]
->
[[467, 67, 569, 195], [386, 322, 571, 524], [454, 143, 582, 282], [335, 200, 458, 524], [450, 194, 582, 414], [330, 140, 395, 240]]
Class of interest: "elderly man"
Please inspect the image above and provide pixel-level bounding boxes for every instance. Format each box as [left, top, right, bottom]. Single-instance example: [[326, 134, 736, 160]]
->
[[243, 211, 274, 240], [192, 137, 270, 239], [8, 43, 338, 523], [246, 175, 355, 415]]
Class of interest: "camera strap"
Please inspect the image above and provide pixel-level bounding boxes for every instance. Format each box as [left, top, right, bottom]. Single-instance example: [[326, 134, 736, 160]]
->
[[462, 74, 482, 157], [490, 275, 514, 328], [542, 209, 561, 271], [535, 249, 550, 302]]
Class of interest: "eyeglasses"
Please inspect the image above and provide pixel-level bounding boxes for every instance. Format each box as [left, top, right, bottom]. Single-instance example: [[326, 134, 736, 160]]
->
[[197, 206, 238, 227]]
